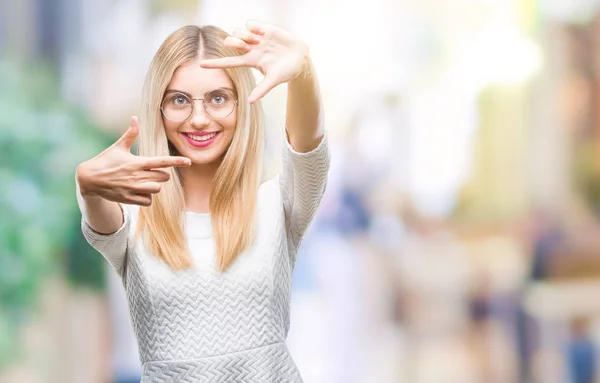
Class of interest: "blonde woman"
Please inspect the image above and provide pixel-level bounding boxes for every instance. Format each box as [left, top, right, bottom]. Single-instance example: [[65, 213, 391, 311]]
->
[[75, 20, 329, 382]]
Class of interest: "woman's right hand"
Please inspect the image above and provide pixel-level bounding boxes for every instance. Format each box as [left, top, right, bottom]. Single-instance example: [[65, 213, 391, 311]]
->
[[76, 116, 191, 207]]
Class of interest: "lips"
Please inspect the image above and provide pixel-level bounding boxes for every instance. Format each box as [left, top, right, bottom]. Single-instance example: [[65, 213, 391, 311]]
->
[[180, 131, 221, 148], [184, 132, 218, 142]]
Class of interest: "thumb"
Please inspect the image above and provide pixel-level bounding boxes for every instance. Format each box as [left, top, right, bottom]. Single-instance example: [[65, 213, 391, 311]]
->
[[115, 116, 139, 150], [248, 77, 278, 104]]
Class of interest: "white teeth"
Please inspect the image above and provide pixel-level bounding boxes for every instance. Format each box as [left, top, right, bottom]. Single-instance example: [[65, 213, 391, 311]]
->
[[186, 132, 217, 142]]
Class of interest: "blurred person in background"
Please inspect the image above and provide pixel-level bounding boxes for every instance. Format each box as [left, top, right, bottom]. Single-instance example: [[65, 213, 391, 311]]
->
[[519, 210, 600, 383], [313, 181, 371, 382], [392, 199, 474, 381], [74, 20, 329, 382], [566, 316, 597, 383]]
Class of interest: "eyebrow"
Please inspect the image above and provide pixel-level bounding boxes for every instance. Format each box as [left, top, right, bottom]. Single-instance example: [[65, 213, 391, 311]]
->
[[164, 87, 236, 97]]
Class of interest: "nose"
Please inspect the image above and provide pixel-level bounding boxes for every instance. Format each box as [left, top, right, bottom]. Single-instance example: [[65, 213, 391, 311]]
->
[[189, 99, 210, 127]]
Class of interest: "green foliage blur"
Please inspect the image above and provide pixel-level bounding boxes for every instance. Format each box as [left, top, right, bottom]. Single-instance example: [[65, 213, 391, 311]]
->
[[578, 142, 600, 213], [0, 57, 116, 367]]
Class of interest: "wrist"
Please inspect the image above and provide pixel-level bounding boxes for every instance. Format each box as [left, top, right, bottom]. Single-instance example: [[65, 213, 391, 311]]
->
[[75, 163, 97, 198], [290, 51, 314, 85]]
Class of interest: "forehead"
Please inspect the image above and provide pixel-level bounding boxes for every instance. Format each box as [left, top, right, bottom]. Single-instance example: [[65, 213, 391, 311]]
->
[[167, 59, 234, 94]]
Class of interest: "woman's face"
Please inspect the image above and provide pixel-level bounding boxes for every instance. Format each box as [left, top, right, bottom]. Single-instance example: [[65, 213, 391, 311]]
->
[[162, 59, 237, 166]]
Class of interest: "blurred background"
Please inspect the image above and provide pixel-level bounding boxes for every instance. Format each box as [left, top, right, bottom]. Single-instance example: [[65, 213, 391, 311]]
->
[[4, 0, 600, 382]]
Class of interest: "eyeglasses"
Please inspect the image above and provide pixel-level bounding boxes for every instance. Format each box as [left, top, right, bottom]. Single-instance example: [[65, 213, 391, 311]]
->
[[161, 88, 238, 122]]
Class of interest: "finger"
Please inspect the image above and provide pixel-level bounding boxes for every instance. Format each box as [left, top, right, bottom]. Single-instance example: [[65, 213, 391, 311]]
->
[[224, 36, 252, 52], [139, 156, 191, 169], [127, 193, 152, 207], [200, 56, 249, 69], [114, 116, 139, 150], [132, 181, 162, 195], [248, 78, 278, 104], [142, 169, 171, 183], [232, 28, 261, 44], [245, 20, 267, 35]]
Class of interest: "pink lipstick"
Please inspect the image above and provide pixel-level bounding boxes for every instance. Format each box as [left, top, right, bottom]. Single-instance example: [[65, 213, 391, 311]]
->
[[181, 132, 220, 148]]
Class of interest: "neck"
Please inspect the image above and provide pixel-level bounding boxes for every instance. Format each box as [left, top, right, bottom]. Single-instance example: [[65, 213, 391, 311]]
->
[[179, 161, 220, 214]]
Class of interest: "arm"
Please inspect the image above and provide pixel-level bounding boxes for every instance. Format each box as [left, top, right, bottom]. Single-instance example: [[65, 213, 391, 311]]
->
[[76, 116, 190, 272], [285, 56, 324, 153], [279, 126, 330, 262], [280, 56, 330, 262], [199, 21, 331, 262], [76, 166, 124, 234], [76, 167, 129, 272]]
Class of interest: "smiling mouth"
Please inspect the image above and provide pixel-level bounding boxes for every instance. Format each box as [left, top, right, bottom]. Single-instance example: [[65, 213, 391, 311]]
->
[[184, 132, 219, 142]]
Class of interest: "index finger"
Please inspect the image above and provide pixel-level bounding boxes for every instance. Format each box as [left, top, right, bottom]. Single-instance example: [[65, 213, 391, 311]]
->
[[138, 156, 191, 169], [200, 56, 248, 69], [245, 20, 267, 35]]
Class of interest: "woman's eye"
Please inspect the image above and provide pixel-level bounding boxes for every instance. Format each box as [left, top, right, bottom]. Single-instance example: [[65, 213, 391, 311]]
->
[[211, 95, 226, 104], [167, 94, 189, 106]]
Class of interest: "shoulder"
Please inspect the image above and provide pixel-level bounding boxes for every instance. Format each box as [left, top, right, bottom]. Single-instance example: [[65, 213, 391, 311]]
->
[[122, 203, 140, 220], [258, 176, 282, 200], [257, 176, 285, 212], [120, 203, 140, 237]]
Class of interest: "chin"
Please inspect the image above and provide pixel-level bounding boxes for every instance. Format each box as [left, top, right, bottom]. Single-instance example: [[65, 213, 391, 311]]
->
[[170, 136, 230, 166], [188, 154, 224, 166], [190, 145, 230, 165]]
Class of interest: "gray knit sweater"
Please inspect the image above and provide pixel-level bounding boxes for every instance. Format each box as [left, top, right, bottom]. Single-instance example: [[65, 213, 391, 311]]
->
[[78, 133, 330, 382]]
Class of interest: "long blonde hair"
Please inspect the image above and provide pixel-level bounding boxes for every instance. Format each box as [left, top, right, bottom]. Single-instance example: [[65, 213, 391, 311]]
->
[[135, 25, 264, 272]]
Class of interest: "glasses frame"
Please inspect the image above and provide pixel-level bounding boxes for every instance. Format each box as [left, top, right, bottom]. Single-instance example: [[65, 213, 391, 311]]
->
[[160, 91, 238, 122]]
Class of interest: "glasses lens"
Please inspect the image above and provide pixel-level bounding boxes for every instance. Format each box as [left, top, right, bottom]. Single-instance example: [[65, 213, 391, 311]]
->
[[161, 93, 192, 122], [204, 89, 237, 119]]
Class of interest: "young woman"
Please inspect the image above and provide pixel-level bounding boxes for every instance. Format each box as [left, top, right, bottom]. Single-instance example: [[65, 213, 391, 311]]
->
[[75, 20, 329, 382]]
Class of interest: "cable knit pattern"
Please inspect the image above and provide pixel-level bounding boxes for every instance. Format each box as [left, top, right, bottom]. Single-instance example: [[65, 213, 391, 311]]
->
[[78, 132, 329, 383], [279, 132, 331, 265]]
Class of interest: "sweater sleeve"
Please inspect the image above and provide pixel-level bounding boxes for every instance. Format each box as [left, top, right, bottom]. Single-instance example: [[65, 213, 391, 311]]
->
[[75, 178, 130, 274], [278, 127, 331, 265]]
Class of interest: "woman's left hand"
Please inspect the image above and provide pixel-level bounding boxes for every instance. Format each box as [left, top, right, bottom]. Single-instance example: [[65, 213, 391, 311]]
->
[[200, 20, 309, 104]]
